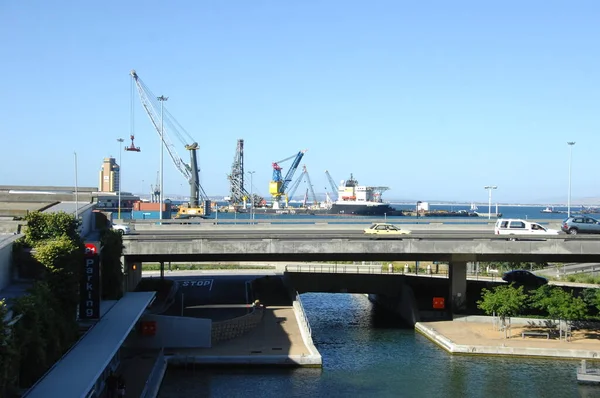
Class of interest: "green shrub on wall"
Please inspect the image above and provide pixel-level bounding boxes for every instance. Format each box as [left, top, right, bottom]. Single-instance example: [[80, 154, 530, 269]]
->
[[0, 300, 19, 398], [100, 229, 124, 300], [2, 211, 84, 391]]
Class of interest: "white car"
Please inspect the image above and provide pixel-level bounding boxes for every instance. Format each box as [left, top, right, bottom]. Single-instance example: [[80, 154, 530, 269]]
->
[[112, 223, 131, 235], [494, 219, 559, 236], [363, 223, 411, 237]]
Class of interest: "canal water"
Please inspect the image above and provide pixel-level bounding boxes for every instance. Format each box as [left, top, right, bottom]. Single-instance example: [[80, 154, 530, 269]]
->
[[158, 293, 600, 398]]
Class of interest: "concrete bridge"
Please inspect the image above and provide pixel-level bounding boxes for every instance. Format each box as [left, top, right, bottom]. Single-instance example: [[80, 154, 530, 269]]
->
[[121, 228, 600, 319]]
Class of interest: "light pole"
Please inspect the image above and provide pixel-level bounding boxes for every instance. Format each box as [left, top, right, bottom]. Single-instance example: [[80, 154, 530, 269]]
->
[[117, 138, 124, 220], [74, 152, 78, 219], [567, 141, 576, 218], [248, 171, 255, 222], [157, 95, 168, 221], [484, 186, 497, 219]]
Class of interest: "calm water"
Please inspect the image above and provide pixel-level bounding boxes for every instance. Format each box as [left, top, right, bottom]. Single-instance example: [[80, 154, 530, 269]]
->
[[158, 293, 600, 398]]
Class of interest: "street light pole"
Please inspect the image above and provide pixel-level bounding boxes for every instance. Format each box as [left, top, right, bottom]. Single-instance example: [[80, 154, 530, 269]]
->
[[567, 141, 576, 218], [117, 138, 124, 220], [484, 186, 497, 220], [74, 152, 78, 219], [157, 95, 168, 221], [248, 171, 255, 222]]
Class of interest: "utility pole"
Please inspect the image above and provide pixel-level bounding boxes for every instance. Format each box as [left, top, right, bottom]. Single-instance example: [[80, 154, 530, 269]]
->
[[157, 95, 168, 221], [567, 141, 576, 218], [74, 152, 78, 219], [117, 138, 124, 220], [248, 171, 255, 222], [484, 186, 498, 220]]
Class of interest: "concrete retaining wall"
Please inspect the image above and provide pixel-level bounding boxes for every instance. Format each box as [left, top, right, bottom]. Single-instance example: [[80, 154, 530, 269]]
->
[[126, 314, 212, 349], [211, 307, 264, 343], [0, 235, 18, 292]]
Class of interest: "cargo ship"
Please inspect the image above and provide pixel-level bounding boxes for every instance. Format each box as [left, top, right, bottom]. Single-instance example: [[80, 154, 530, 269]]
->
[[326, 174, 402, 216], [249, 174, 403, 216]]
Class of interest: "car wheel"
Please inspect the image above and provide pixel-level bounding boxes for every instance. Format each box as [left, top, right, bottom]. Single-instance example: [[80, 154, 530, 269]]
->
[[568, 228, 578, 235], [117, 229, 124, 235]]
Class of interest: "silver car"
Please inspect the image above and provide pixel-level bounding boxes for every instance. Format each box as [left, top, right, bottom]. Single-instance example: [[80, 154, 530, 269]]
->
[[561, 216, 600, 235]]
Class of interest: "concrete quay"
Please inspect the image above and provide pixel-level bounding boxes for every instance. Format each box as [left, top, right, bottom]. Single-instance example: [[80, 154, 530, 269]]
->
[[416, 316, 600, 360]]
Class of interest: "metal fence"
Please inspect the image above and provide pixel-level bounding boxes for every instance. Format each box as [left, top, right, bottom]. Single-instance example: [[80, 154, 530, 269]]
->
[[285, 263, 503, 282], [295, 292, 312, 337]]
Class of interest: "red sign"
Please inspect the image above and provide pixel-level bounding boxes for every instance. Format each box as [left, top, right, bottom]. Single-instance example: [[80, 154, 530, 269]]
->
[[84, 243, 98, 257], [433, 297, 445, 309]]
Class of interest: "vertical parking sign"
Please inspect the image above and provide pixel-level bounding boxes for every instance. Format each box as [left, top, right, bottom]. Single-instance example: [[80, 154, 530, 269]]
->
[[79, 242, 102, 320]]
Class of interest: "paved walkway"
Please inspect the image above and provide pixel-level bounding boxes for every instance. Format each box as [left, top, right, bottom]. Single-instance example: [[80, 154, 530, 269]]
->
[[167, 306, 312, 358], [418, 318, 600, 357]]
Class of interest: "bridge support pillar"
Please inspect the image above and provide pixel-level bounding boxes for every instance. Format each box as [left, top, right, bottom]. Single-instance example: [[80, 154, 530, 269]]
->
[[124, 258, 143, 292], [449, 261, 467, 314], [160, 261, 165, 280]]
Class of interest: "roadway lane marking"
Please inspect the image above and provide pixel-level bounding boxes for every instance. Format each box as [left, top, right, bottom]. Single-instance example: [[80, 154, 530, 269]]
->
[[181, 279, 214, 290]]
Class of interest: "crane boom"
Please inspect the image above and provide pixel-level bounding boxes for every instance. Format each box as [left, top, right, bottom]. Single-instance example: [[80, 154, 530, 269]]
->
[[130, 70, 210, 214], [325, 170, 339, 201]]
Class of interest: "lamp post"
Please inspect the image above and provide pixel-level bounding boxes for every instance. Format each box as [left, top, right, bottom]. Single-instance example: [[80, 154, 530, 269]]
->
[[117, 138, 124, 220], [248, 171, 255, 222], [567, 141, 576, 218], [484, 186, 497, 220], [74, 152, 78, 219], [157, 95, 168, 221]]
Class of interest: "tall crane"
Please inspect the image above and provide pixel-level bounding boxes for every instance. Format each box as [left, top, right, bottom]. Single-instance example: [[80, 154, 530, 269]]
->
[[269, 150, 306, 209], [130, 70, 211, 218], [227, 139, 249, 206], [325, 170, 339, 202], [287, 165, 318, 206]]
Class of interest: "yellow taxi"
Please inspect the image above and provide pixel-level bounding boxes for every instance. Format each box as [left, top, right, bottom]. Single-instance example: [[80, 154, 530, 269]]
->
[[363, 223, 411, 236]]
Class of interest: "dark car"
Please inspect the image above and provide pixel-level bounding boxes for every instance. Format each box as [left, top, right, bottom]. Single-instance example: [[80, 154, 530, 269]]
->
[[561, 216, 600, 235], [502, 270, 548, 287]]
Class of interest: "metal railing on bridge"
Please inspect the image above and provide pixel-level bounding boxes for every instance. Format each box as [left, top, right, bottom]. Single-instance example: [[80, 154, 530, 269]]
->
[[285, 263, 503, 282]]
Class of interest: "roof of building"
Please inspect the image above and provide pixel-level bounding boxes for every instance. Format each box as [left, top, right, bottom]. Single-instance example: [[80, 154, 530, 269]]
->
[[22, 291, 156, 398], [42, 201, 96, 214]]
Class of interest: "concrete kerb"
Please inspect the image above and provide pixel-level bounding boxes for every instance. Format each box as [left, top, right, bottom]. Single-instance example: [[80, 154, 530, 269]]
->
[[415, 317, 600, 359], [292, 297, 322, 366]]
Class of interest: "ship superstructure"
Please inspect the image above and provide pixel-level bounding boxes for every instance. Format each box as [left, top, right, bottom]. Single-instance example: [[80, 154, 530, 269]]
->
[[329, 174, 400, 215]]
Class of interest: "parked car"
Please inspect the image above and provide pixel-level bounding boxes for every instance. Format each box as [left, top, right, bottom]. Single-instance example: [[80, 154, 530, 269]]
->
[[363, 223, 411, 237], [494, 219, 559, 236], [112, 223, 131, 235], [561, 216, 600, 235], [502, 270, 548, 287]]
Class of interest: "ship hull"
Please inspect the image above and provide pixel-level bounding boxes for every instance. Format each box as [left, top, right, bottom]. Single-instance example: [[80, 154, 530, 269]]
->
[[328, 203, 402, 216], [251, 203, 403, 216]]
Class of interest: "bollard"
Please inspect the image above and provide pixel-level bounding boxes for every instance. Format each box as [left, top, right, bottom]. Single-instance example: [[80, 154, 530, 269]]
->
[[388, 263, 393, 273], [427, 264, 432, 275], [404, 264, 409, 274]]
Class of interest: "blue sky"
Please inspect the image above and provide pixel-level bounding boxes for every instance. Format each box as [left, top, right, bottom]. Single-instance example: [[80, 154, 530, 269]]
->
[[1, 1, 598, 204]]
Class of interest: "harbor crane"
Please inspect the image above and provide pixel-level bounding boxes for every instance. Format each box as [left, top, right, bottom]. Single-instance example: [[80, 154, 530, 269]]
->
[[130, 70, 211, 218], [227, 139, 264, 210], [325, 170, 339, 202], [269, 150, 306, 209], [287, 165, 318, 207]]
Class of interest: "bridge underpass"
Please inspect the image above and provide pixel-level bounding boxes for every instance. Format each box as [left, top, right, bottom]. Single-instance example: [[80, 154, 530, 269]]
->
[[122, 232, 600, 316]]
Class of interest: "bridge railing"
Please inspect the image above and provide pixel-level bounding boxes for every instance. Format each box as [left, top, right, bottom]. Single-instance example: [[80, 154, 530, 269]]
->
[[284, 264, 504, 282], [294, 292, 312, 337]]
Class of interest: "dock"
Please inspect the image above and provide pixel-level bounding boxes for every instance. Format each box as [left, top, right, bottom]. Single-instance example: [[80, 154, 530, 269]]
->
[[577, 360, 600, 383]]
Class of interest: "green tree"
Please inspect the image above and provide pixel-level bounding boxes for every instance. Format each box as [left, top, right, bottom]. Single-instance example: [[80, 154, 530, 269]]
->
[[23, 211, 80, 247], [100, 229, 124, 300], [477, 284, 527, 338], [530, 285, 587, 340], [0, 300, 18, 397]]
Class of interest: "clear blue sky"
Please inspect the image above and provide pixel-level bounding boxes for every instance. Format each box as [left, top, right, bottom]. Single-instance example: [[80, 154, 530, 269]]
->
[[1, 1, 598, 204]]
